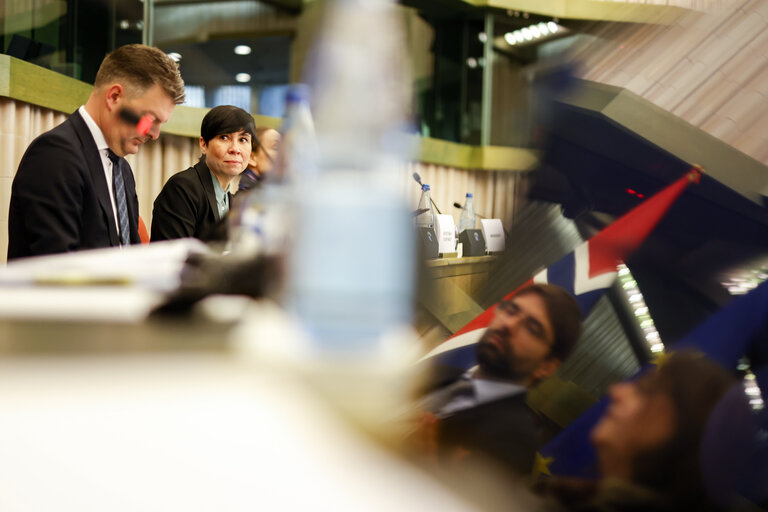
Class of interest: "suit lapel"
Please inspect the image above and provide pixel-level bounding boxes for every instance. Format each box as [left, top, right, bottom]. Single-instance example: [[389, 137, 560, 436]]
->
[[69, 110, 120, 245], [195, 157, 221, 222]]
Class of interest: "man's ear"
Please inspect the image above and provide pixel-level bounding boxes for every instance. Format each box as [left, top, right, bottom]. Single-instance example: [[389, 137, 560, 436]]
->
[[199, 137, 206, 153], [105, 84, 124, 111], [531, 358, 561, 383]]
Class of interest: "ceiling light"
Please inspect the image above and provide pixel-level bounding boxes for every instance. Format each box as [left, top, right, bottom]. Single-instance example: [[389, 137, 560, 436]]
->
[[167, 52, 182, 62], [538, 22, 549, 35], [548, 21, 559, 33], [530, 25, 540, 38], [235, 73, 251, 83], [466, 57, 478, 69], [234, 45, 252, 56], [522, 27, 532, 41], [504, 32, 517, 45], [478, 32, 487, 43]]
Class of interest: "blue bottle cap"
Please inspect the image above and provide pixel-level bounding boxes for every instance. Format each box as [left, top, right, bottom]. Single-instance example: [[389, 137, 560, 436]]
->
[[466, 193, 473, 198], [286, 84, 311, 104], [422, 184, 430, 191]]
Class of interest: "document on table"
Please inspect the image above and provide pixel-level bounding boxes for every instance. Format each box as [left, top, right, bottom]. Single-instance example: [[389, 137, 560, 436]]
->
[[0, 239, 211, 322]]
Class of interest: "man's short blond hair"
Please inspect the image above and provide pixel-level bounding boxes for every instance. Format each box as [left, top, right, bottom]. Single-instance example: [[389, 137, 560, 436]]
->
[[94, 44, 185, 104]]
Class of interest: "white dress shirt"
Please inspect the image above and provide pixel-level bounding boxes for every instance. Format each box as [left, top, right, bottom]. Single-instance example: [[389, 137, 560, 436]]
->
[[78, 106, 121, 236]]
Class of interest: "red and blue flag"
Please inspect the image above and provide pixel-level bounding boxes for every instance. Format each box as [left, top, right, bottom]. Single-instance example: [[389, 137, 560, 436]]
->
[[420, 168, 701, 370]]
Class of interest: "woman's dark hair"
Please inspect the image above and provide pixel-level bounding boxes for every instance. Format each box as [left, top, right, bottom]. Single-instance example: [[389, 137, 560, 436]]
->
[[200, 105, 255, 144], [631, 351, 735, 510]]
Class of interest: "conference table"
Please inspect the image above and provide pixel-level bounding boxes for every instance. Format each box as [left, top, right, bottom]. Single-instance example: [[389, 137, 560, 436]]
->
[[0, 297, 489, 511], [0, 241, 515, 511]]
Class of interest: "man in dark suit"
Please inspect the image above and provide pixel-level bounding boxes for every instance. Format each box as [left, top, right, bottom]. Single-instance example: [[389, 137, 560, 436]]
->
[[417, 283, 582, 477], [7, 44, 186, 260]]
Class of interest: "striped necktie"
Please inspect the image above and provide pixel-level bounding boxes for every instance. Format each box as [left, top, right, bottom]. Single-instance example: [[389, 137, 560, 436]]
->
[[423, 375, 476, 417], [107, 150, 131, 246]]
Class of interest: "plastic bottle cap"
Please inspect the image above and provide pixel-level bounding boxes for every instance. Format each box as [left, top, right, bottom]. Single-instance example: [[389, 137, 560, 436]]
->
[[466, 193, 473, 198], [286, 84, 311, 103], [422, 184, 430, 191]]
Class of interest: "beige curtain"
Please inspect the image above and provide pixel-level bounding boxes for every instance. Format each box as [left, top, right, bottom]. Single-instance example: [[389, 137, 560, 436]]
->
[[0, 97, 530, 263], [404, 162, 532, 229], [126, 134, 200, 227]]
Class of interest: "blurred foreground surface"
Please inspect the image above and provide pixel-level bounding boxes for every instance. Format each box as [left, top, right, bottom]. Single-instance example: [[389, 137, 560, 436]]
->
[[0, 343, 477, 511]]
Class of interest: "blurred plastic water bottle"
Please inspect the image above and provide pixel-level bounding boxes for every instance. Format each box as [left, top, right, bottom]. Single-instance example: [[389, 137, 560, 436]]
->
[[284, 0, 415, 354], [226, 84, 317, 261], [278, 84, 318, 188], [458, 193, 476, 233], [415, 184, 435, 229]]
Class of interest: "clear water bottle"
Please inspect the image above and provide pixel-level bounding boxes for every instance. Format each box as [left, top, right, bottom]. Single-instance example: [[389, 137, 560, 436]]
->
[[278, 84, 318, 188], [458, 192, 476, 233], [226, 85, 317, 261], [283, 0, 416, 357], [415, 184, 435, 229]]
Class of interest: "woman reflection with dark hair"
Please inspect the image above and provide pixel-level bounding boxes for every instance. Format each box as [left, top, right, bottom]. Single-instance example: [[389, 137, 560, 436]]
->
[[151, 105, 254, 242], [542, 351, 734, 512]]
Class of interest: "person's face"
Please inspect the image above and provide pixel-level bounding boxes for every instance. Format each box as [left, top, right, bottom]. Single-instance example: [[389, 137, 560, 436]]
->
[[591, 374, 676, 476], [105, 83, 176, 157], [248, 129, 280, 176], [200, 130, 252, 186], [475, 292, 559, 384]]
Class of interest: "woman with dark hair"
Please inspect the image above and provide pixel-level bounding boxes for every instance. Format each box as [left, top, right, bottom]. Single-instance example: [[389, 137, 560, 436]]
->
[[151, 105, 254, 242], [542, 351, 735, 512], [238, 126, 280, 192]]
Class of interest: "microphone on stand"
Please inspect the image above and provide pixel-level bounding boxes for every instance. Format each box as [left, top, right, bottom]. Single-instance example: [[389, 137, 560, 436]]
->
[[453, 202, 487, 219], [454, 202, 510, 238], [412, 172, 442, 214], [118, 108, 154, 136]]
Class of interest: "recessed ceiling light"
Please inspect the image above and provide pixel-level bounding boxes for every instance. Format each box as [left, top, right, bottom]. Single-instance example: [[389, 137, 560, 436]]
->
[[235, 73, 251, 83], [167, 52, 182, 62], [234, 45, 252, 55]]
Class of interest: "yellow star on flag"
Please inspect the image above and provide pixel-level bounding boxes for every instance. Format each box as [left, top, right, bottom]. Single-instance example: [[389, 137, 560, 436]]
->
[[532, 452, 554, 478], [651, 351, 672, 368]]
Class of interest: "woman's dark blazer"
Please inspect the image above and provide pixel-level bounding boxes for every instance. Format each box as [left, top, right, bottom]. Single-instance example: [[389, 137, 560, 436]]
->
[[151, 157, 232, 243]]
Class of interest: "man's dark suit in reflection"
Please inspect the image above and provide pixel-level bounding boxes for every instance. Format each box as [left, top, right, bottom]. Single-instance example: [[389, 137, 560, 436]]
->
[[417, 283, 582, 476], [7, 44, 185, 260]]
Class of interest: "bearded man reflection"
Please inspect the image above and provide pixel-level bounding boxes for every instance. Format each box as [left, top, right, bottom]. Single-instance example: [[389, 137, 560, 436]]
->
[[417, 284, 582, 476]]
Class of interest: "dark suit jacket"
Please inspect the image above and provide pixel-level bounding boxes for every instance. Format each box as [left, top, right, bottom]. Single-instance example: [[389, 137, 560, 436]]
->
[[7, 109, 140, 260], [423, 366, 538, 476], [150, 158, 231, 243]]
